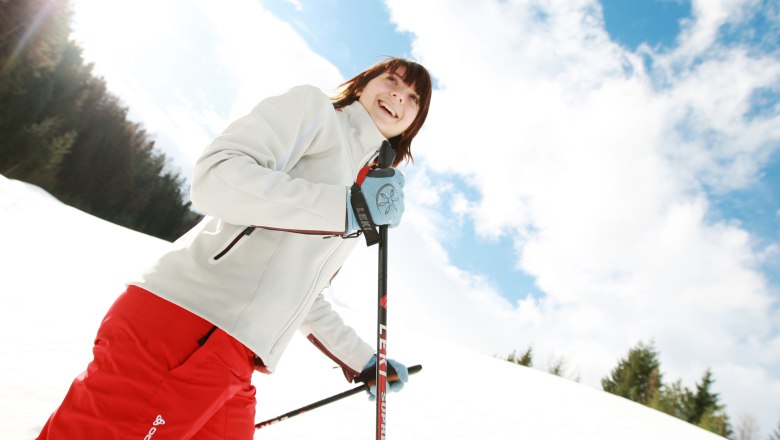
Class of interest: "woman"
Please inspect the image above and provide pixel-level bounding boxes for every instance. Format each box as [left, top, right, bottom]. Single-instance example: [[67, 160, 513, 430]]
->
[[38, 57, 432, 439]]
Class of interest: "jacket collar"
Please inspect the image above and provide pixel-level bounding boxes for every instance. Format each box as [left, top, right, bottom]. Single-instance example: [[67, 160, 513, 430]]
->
[[338, 100, 388, 166]]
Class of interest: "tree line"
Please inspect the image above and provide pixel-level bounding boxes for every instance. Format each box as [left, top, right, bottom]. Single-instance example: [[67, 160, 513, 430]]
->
[[1, 0, 201, 241], [507, 341, 779, 439]]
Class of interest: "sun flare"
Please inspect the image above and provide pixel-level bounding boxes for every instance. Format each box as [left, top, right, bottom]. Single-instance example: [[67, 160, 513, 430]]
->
[[70, 0, 176, 68]]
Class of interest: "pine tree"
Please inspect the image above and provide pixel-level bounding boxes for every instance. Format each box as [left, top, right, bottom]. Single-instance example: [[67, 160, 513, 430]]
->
[[602, 340, 662, 405], [517, 346, 533, 367], [0, 0, 73, 180], [0, 0, 201, 240], [688, 369, 718, 424], [688, 369, 732, 437], [548, 355, 566, 377], [698, 408, 732, 438], [506, 346, 533, 367], [649, 379, 689, 421]]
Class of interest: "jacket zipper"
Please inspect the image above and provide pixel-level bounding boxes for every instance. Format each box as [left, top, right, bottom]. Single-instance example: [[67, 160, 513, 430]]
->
[[254, 225, 344, 236], [212, 223, 351, 263], [212, 226, 255, 262], [211, 153, 378, 261]]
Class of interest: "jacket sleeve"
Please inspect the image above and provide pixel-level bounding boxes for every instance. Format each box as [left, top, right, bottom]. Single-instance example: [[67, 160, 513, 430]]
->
[[299, 294, 375, 382], [191, 85, 347, 233]]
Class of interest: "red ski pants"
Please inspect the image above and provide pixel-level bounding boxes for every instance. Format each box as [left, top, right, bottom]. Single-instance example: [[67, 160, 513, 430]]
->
[[38, 286, 257, 440]]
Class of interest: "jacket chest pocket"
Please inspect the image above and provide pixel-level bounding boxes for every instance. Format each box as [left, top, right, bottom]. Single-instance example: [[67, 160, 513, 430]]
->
[[210, 226, 255, 264]]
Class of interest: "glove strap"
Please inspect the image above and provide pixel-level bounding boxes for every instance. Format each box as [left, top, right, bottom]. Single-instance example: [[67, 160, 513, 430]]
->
[[350, 182, 381, 246]]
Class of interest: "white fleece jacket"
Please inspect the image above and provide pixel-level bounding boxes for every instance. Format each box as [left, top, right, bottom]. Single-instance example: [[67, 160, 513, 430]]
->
[[130, 85, 385, 378]]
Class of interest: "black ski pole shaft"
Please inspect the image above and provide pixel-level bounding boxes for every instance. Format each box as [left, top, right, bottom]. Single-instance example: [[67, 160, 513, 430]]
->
[[255, 384, 365, 430], [254, 365, 422, 430]]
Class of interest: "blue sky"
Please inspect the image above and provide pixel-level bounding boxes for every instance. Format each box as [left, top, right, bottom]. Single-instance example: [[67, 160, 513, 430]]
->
[[261, 0, 415, 77], [713, 152, 780, 285], [601, 0, 691, 50]]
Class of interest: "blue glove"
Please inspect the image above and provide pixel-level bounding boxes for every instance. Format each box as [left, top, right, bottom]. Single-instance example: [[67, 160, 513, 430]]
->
[[356, 356, 409, 400], [346, 168, 405, 234]]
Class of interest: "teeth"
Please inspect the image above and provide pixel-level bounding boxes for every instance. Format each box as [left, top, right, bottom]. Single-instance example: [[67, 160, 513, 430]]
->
[[380, 102, 397, 118]]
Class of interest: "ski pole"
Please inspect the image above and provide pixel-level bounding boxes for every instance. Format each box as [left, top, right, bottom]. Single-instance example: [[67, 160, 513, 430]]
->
[[254, 365, 422, 429], [374, 141, 396, 440], [376, 223, 389, 440]]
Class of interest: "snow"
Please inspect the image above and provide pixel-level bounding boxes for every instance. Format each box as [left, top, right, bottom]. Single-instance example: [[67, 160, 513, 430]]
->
[[0, 174, 726, 439]]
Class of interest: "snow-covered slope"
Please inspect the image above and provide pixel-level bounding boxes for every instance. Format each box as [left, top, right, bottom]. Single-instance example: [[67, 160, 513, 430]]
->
[[0, 175, 725, 439]]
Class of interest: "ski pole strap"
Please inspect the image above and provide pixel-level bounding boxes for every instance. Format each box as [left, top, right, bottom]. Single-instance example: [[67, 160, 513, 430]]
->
[[350, 182, 381, 246], [348, 141, 395, 247]]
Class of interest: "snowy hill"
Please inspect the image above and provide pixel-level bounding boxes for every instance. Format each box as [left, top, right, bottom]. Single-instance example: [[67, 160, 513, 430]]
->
[[0, 174, 725, 439]]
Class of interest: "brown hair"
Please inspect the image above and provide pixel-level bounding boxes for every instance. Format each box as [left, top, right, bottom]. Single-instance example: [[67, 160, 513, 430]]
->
[[332, 58, 432, 167]]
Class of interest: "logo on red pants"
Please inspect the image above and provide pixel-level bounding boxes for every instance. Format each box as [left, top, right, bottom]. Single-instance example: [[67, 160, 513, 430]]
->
[[144, 415, 165, 439]]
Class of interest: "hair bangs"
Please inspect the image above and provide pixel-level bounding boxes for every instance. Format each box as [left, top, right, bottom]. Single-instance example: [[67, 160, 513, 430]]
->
[[389, 59, 432, 107]]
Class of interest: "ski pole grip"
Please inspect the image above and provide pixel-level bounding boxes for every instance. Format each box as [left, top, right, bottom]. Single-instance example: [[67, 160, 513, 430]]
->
[[377, 140, 395, 169], [391, 363, 422, 382], [366, 364, 422, 387]]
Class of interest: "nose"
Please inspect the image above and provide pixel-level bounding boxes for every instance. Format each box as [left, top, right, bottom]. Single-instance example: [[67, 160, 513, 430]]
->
[[392, 91, 404, 104]]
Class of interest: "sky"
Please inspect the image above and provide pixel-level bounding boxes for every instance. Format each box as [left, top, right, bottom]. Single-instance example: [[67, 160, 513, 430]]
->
[[0, 175, 732, 439], [57, 0, 780, 437]]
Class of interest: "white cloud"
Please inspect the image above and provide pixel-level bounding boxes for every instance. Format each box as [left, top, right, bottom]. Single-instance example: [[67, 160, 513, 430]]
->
[[193, 0, 342, 119], [71, 0, 343, 175], [284, 0, 304, 12], [385, 0, 780, 435]]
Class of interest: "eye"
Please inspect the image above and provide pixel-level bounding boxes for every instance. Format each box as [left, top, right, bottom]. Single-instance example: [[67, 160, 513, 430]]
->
[[410, 95, 420, 105]]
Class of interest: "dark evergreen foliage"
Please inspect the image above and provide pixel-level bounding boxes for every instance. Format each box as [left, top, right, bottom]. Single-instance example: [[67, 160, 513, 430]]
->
[[0, 0, 201, 240], [688, 369, 732, 438], [507, 346, 533, 367], [517, 346, 533, 367], [601, 340, 661, 405], [603, 341, 732, 437], [687, 369, 719, 424]]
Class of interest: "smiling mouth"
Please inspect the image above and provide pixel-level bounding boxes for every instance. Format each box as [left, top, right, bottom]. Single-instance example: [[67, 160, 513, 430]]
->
[[379, 101, 397, 118]]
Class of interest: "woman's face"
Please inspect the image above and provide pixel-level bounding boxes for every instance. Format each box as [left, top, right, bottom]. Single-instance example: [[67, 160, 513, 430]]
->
[[358, 66, 420, 139]]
